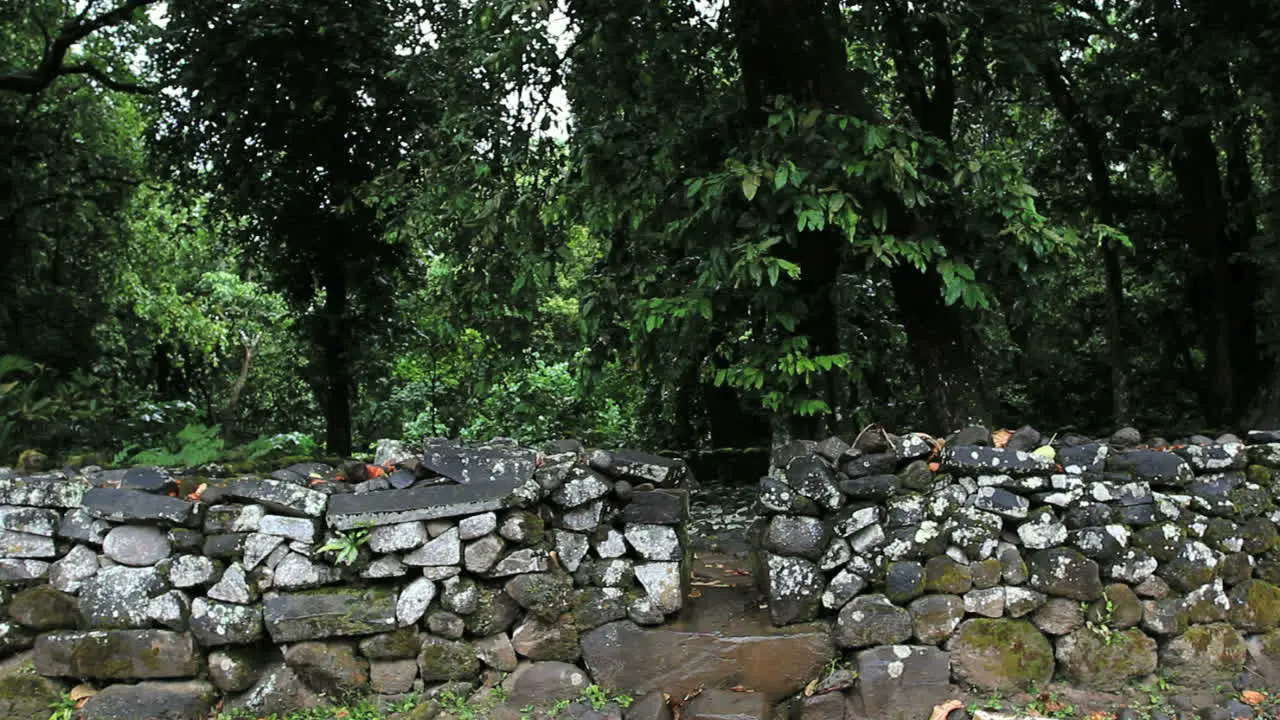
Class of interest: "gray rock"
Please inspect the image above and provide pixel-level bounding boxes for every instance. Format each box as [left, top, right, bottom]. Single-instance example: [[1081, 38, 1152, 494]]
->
[[224, 479, 326, 517], [147, 590, 191, 631], [358, 628, 424, 659], [241, 533, 283, 572], [475, 632, 519, 671], [258, 515, 318, 543], [621, 489, 687, 525], [503, 660, 592, 707], [592, 558, 635, 587], [442, 576, 480, 615], [368, 521, 429, 554], [58, 507, 111, 544], [79, 565, 168, 628], [0, 557, 49, 581], [948, 618, 1054, 691], [489, 548, 550, 576], [942, 446, 1054, 477], [208, 647, 267, 693], [964, 587, 1006, 618], [821, 568, 866, 610], [426, 610, 465, 639], [762, 515, 829, 561], [761, 553, 822, 625], [590, 448, 685, 487], [360, 555, 408, 579], [909, 594, 965, 644], [512, 617, 580, 661], [35, 629, 199, 678], [283, 640, 369, 695], [1017, 515, 1068, 550], [554, 530, 590, 572], [190, 597, 264, 646], [593, 527, 627, 558], [405, 526, 462, 566], [49, 543, 99, 593], [856, 645, 952, 720], [634, 562, 683, 615], [625, 523, 682, 561], [272, 552, 341, 590], [221, 662, 324, 717], [263, 587, 398, 642], [168, 554, 220, 589], [82, 488, 197, 526], [1027, 548, 1103, 600], [417, 636, 481, 682], [464, 534, 505, 573], [396, 577, 437, 627], [557, 500, 605, 531], [0, 529, 57, 558], [836, 595, 912, 649], [459, 512, 498, 540], [1032, 597, 1084, 635], [0, 474, 89, 508], [370, 659, 418, 694], [208, 563, 258, 604], [77, 680, 216, 720], [783, 456, 844, 510], [0, 506, 59, 536], [628, 595, 665, 625]]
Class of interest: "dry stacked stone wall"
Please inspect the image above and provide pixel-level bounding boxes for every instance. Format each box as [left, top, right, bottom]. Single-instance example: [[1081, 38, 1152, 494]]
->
[[755, 427, 1280, 699], [0, 438, 692, 716]]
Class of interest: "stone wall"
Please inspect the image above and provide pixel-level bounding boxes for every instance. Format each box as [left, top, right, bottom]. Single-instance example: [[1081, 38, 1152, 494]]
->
[[0, 439, 692, 717], [755, 427, 1280, 717]]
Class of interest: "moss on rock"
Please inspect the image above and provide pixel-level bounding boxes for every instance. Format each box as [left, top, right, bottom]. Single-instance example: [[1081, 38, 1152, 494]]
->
[[1229, 579, 1280, 632], [0, 673, 63, 720], [417, 637, 480, 682], [948, 619, 1054, 692], [1159, 622, 1247, 688], [1054, 627, 1158, 692], [7, 586, 78, 630]]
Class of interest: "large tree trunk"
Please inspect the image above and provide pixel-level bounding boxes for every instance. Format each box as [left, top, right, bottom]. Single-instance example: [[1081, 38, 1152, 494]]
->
[[1037, 58, 1131, 425], [890, 264, 987, 433], [319, 256, 353, 456]]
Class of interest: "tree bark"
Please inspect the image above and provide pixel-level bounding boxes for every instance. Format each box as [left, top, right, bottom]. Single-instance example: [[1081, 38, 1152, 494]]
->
[[1037, 58, 1130, 424], [320, 256, 353, 456], [890, 264, 987, 433]]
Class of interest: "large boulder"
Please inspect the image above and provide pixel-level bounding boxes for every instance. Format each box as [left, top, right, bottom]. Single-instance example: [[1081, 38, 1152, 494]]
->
[[283, 641, 370, 695], [581, 613, 832, 703], [1159, 623, 1247, 688], [1054, 627, 1158, 692], [835, 595, 912, 649], [947, 619, 1054, 691], [77, 680, 217, 720], [855, 645, 952, 720]]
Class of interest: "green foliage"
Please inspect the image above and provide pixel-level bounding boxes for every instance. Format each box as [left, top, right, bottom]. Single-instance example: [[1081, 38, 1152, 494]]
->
[[319, 528, 370, 567], [126, 423, 225, 467], [46, 693, 76, 720]]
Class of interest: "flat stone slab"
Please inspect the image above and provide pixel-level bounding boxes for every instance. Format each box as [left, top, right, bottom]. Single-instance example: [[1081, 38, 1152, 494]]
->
[[81, 488, 198, 527], [421, 443, 537, 485], [263, 587, 398, 642], [580, 588, 833, 703], [78, 680, 216, 720], [0, 475, 89, 508], [223, 480, 326, 517], [327, 479, 526, 530], [34, 630, 199, 678]]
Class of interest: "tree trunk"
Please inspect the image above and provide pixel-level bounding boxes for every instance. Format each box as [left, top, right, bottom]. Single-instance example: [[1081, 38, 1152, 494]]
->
[[320, 256, 353, 456], [1036, 58, 1131, 425], [890, 264, 987, 433]]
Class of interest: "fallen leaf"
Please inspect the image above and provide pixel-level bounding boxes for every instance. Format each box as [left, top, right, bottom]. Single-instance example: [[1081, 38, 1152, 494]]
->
[[687, 589, 702, 598], [185, 482, 208, 501], [928, 700, 964, 720], [729, 685, 752, 693], [804, 678, 818, 697], [69, 684, 96, 701], [928, 462, 941, 472], [727, 569, 752, 576], [1242, 690, 1266, 706], [992, 429, 1012, 448], [366, 465, 386, 479]]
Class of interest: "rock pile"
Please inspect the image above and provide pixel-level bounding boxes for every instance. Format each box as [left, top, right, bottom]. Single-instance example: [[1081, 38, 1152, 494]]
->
[[0, 439, 692, 716], [756, 426, 1280, 717]]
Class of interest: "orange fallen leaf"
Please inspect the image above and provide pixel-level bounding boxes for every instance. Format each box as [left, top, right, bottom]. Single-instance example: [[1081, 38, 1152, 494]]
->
[[687, 589, 702, 598], [69, 684, 96, 702], [928, 462, 941, 472], [929, 700, 964, 720], [727, 569, 752, 576], [729, 685, 752, 692], [1083, 712, 1116, 720], [185, 483, 208, 501], [992, 429, 1012, 448], [1242, 690, 1266, 706]]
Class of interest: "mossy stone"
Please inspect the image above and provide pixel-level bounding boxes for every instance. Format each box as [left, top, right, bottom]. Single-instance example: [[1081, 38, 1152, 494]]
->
[[1055, 627, 1158, 692], [1203, 517, 1240, 552], [1220, 553, 1254, 586], [1231, 486, 1274, 517], [505, 573, 573, 621], [7, 586, 78, 630], [0, 673, 63, 720], [1159, 623, 1246, 687], [417, 637, 480, 682], [970, 559, 1002, 589], [923, 556, 973, 595], [1087, 583, 1143, 630], [948, 618, 1054, 692], [358, 628, 423, 660], [1247, 464, 1274, 485], [1133, 523, 1183, 562], [1240, 518, 1280, 554], [1228, 579, 1280, 632], [463, 584, 520, 637]]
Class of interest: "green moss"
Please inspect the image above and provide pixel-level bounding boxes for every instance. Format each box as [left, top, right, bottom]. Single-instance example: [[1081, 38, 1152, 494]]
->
[[1229, 580, 1280, 632], [0, 674, 62, 719], [7, 585, 78, 630], [971, 559, 1003, 589], [953, 619, 1054, 691], [1248, 464, 1274, 485], [924, 557, 973, 594], [417, 638, 479, 682], [1231, 486, 1274, 517], [1060, 628, 1157, 692]]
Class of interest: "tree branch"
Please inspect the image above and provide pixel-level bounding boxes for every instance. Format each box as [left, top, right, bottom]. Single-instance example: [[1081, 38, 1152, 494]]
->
[[0, 0, 159, 95]]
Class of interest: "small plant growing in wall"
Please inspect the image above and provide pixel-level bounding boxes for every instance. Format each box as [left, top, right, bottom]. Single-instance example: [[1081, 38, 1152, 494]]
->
[[47, 693, 77, 720], [1083, 592, 1118, 646], [319, 527, 370, 566]]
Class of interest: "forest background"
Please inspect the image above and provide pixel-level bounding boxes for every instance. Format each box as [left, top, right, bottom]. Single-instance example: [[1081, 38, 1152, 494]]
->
[[3, 0, 1279, 474]]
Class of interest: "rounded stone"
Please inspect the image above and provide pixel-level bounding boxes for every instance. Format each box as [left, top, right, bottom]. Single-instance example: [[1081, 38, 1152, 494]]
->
[[7, 585, 79, 630], [1054, 627, 1158, 692], [947, 619, 1054, 692], [1159, 623, 1247, 687], [103, 525, 172, 567], [1032, 597, 1085, 635]]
